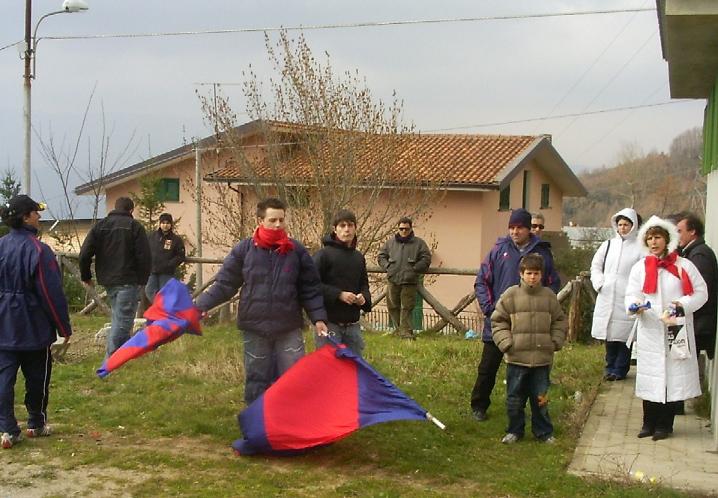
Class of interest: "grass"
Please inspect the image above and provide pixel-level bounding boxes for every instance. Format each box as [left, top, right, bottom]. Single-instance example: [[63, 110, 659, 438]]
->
[[0, 314, 700, 497]]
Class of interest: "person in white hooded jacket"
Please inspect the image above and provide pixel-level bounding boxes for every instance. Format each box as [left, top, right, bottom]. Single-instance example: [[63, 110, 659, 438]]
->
[[625, 216, 707, 441], [590, 208, 643, 381]]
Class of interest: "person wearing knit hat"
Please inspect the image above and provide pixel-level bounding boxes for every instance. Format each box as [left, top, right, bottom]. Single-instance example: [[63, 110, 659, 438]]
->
[[470, 208, 561, 422], [625, 215, 708, 441], [146, 213, 186, 301], [508, 208, 532, 230]]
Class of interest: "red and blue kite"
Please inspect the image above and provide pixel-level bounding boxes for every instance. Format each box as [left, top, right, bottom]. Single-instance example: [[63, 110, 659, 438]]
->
[[96, 278, 202, 378], [233, 341, 445, 455]]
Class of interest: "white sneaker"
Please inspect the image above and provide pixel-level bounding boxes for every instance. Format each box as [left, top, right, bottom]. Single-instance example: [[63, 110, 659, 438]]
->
[[26, 425, 52, 438], [543, 436, 556, 444], [1, 432, 22, 449], [501, 433, 520, 444]]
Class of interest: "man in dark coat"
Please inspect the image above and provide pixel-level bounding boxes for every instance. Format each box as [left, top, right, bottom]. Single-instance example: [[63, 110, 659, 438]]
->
[[675, 212, 717, 373], [79, 197, 151, 357], [146, 213, 186, 300], [471, 208, 561, 421], [0, 195, 72, 448], [195, 197, 328, 404], [313, 209, 372, 357], [377, 217, 432, 339]]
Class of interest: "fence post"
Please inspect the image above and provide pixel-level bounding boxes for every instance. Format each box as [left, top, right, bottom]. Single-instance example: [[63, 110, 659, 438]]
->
[[567, 277, 583, 342]]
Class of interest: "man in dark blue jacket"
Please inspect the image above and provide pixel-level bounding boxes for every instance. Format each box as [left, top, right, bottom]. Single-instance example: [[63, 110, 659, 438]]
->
[[470, 208, 560, 421], [79, 197, 151, 357], [0, 195, 72, 448], [196, 198, 328, 404]]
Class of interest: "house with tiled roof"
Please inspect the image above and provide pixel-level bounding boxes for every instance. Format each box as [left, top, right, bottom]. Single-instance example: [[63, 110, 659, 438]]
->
[[75, 119, 586, 309]]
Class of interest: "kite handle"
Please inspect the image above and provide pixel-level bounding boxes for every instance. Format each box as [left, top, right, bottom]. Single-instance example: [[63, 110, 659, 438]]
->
[[426, 412, 446, 430]]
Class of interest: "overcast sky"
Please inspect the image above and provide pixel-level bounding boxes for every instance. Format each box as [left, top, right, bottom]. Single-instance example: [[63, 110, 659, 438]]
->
[[0, 0, 706, 217]]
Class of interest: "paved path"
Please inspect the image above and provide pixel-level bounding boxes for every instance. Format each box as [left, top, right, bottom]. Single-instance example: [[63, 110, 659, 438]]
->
[[569, 371, 718, 495]]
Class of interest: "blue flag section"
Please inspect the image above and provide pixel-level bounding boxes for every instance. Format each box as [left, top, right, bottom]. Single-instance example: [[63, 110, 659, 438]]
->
[[233, 341, 442, 456], [97, 278, 202, 378]]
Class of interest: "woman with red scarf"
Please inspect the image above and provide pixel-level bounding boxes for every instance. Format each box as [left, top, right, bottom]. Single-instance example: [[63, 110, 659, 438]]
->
[[625, 216, 707, 441]]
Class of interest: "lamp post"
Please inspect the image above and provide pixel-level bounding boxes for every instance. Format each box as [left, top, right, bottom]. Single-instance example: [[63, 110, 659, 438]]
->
[[22, 0, 88, 195]]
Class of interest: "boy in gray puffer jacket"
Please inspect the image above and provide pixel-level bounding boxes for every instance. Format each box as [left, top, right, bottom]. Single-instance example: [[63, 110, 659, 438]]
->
[[491, 253, 566, 444]]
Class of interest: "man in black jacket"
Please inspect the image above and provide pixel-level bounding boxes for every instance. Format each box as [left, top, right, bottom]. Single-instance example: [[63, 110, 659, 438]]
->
[[675, 212, 717, 376], [146, 213, 186, 300], [313, 210, 372, 357], [79, 197, 151, 356]]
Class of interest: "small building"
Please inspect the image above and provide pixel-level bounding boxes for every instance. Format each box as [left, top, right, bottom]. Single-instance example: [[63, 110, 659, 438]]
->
[[75, 119, 586, 309]]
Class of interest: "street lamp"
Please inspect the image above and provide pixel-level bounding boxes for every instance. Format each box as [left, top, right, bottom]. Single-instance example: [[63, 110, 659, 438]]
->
[[22, 0, 89, 195]]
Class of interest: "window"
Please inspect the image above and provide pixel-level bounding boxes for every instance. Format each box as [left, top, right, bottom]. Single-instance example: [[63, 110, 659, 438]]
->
[[499, 184, 510, 211], [522, 170, 531, 209], [158, 178, 180, 202], [540, 183, 550, 209]]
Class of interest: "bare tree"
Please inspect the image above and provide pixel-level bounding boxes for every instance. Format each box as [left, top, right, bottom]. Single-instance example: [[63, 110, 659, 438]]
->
[[196, 31, 443, 258], [34, 86, 139, 249]]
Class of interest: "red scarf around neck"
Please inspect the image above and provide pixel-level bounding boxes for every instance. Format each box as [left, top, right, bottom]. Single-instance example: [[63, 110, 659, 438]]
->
[[643, 251, 693, 295], [253, 226, 294, 254]]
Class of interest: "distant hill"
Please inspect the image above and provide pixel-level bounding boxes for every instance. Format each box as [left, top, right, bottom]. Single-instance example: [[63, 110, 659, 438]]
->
[[564, 128, 706, 227]]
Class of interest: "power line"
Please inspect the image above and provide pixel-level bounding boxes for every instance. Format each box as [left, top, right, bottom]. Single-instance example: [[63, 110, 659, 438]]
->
[[574, 82, 669, 159], [555, 28, 659, 138], [0, 7, 654, 49], [424, 100, 693, 133], [532, 0, 650, 133]]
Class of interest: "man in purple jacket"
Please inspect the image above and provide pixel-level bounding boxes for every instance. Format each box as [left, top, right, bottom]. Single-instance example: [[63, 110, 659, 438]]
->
[[196, 198, 328, 404], [470, 208, 560, 421]]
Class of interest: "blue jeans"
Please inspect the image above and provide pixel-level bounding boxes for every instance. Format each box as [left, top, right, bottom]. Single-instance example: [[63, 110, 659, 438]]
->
[[0, 347, 52, 436], [106, 285, 140, 357], [315, 322, 364, 358], [242, 328, 305, 404], [505, 364, 553, 439], [605, 341, 631, 378], [145, 273, 174, 301]]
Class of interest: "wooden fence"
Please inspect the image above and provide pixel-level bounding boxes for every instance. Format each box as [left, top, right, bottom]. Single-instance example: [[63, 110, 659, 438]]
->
[[57, 253, 596, 341]]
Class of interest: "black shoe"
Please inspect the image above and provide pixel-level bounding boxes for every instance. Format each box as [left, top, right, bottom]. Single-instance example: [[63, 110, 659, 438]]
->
[[637, 427, 654, 438], [652, 431, 670, 441], [472, 409, 488, 422], [604, 374, 617, 381]]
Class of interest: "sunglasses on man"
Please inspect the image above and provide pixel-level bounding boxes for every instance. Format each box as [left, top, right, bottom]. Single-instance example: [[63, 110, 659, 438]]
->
[[532, 224, 545, 230]]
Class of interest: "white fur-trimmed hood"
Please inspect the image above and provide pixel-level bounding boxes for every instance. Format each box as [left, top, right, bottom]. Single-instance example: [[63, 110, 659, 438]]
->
[[610, 207, 638, 239], [636, 215, 679, 255]]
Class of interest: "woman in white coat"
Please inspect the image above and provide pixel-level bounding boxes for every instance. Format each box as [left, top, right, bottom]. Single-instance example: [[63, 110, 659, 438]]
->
[[590, 208, 642, 381], [625, 216, 707, 441]]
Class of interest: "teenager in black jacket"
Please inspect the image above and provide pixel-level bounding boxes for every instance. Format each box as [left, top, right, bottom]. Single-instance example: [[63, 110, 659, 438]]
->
[[146, 213, 186, 300], [313, 210, 372, 357]]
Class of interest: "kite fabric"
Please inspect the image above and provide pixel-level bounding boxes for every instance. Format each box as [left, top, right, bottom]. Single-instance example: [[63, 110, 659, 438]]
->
[[233, 341, 444, 456], [96, 278, 202, 378]]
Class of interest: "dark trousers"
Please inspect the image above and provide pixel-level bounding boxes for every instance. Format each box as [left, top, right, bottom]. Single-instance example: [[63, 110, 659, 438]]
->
[[470, 341, 503, 412], [505, 364, 553, 439], [0, 348, 53, 436], [604, 341, 631, 378], [387, 282, 417, 337], [642, 400, 679, 434]]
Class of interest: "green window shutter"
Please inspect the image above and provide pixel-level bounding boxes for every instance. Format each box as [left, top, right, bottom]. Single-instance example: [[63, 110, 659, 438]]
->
[[499, 185, 510, 211], [704, 80, 718, 175], [540, 183, 550, 208], [158, 178, 180, 202]]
